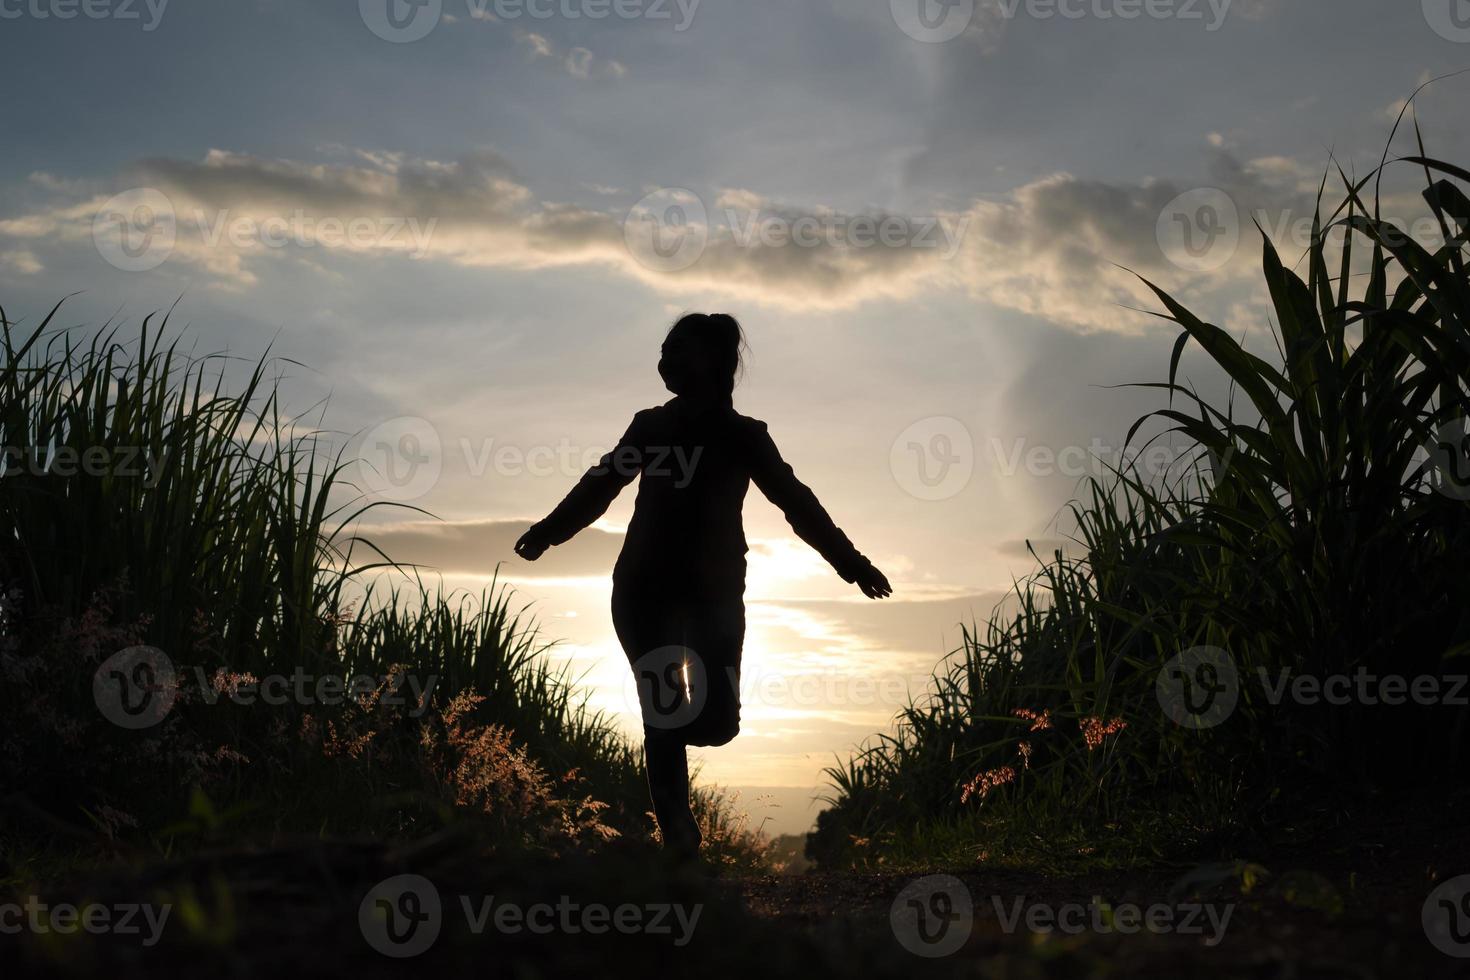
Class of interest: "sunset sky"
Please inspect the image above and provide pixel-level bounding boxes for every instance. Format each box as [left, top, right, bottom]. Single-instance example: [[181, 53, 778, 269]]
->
[[2, 0, 1466, 833]]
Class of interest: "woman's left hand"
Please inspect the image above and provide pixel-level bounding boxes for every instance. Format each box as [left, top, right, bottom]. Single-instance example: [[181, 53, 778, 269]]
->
[[853, 561, 892, 599]]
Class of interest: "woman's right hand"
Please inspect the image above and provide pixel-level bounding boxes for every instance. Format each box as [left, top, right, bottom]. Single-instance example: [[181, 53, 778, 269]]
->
[[514, 525, 550, 561]]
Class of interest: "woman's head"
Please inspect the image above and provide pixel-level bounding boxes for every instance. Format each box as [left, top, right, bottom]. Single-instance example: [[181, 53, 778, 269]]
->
[[658, 313, 746, 399]]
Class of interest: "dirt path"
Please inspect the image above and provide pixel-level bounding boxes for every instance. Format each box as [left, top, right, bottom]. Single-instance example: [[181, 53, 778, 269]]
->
[[728, 862, 1460, 978], [7, 815, 1467, 979]]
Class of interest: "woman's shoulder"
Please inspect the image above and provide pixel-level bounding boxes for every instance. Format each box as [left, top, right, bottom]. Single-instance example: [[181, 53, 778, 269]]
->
[[732, 411, 768, 431]]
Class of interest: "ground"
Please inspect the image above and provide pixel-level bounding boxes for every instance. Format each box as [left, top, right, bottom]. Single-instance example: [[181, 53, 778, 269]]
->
[[5, 804, 1467, 979]]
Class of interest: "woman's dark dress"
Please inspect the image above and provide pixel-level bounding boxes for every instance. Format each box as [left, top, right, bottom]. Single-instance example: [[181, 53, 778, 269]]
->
[[527, 395, 870, 850]]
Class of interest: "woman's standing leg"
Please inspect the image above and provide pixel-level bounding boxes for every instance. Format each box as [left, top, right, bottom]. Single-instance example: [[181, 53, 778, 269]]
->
[[611, 585, 701, 858], [643, 729, 700, 857]]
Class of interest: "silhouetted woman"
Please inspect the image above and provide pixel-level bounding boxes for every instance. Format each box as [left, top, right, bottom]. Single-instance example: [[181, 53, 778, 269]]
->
[[514, 313, 891, 861]]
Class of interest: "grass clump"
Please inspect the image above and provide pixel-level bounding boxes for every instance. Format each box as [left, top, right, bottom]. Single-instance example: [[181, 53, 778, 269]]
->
[[0, 304, 761, 871], [812, 127, 1470, 870]]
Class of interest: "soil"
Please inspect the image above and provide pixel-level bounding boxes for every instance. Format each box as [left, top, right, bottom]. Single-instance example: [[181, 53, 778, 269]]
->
[[5, 807, 1467, 979]]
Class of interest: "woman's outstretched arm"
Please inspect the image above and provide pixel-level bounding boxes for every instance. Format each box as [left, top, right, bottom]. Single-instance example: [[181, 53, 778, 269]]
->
[[746, 420, 892, 598], [515, 411, 650, 561]]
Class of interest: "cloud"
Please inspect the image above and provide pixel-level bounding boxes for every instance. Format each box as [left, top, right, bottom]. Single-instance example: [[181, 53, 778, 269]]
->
[[515, 31, 624, 79], [519, 31, 553, 57], [360, 518, 621, 579], [564, 47, 594, 78], [0, 144, 1328, 330], [0, 249, 43, 275], [761, 590, 1011, 658]]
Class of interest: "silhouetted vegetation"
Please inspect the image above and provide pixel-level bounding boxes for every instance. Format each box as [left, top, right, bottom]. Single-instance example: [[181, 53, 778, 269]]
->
[[0, 306, 767, 871], [813, 133, 1470, 870]]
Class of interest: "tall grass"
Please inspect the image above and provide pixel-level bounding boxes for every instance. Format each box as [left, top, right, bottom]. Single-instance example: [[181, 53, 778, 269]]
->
[[812, 131, 1470, 870], [0, 306, 359, 674], [0, 305, 724, 857]]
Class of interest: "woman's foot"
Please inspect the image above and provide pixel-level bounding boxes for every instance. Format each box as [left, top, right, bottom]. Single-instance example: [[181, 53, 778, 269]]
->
[[661, 815, 702, 865]]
